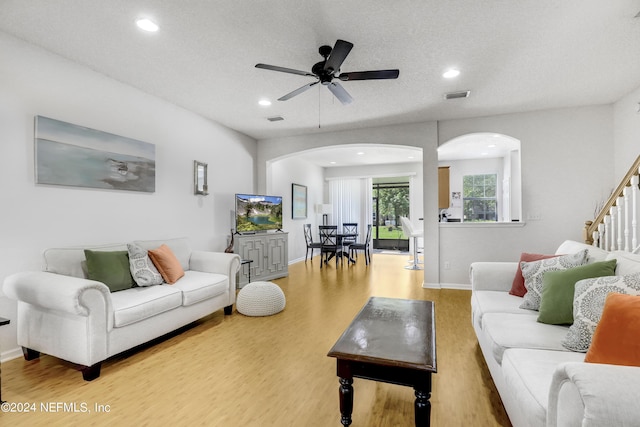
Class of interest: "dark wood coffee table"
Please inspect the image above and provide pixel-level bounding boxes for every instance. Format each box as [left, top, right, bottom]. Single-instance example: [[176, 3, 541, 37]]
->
[[327, 297, 436, 426]]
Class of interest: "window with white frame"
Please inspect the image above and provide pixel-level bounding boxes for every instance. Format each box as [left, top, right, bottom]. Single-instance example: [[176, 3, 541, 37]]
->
[[463, 174, 497, 222]]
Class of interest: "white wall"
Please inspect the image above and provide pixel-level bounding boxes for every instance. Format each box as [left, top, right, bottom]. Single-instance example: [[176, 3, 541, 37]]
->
[[437, 106, 614, 285], [613, 84, 640, 177], [258, 122, 440, 283], [0, 33, 256, 358], [269, 156, 324, 262]]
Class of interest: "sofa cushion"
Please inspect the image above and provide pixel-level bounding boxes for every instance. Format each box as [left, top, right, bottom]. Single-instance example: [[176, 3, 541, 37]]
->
[[481, 313, 570, 365], [537, 259, 617, 325], [84, 249, 135, 292], [555, 240, 609, 262], [134, 237, 191, 271], [502, 348, 585, 427], [606, 251, 640, 276], [471, 290, 532, 332], [172, 270, 228, 306], [110, 285, 183, 327], [148, 244, 185, 284], [520, 250, 588, 311], [562, 273, 640, 352], [127, 243, 163, 287], [510, 253, 559, 297], [43, 243, 127, 278], [584, 293, 640, 366]]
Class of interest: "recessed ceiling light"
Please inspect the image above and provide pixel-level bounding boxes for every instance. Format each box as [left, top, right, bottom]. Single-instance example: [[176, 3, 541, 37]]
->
[[488, 144, 496, 148], [258, 99, 272, 107], [408, 156, 415, 159], [443, 68, 460, 79], [330, 161, 337, 165], [136, 18, 159, 32], [357, 152, 365, 155]]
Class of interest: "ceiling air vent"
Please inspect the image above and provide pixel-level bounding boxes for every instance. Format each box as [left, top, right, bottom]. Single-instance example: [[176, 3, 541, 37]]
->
[[267, 116, 284, 122], [444, 90, 470, 100]]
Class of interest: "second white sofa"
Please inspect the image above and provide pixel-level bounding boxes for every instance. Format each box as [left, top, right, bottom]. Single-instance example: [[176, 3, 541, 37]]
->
[[471, 240, 640, 427]]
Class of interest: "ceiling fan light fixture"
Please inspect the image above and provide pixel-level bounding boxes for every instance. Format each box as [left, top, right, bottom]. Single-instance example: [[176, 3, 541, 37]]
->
[[136, 18, 159, 32], [258, 99, 272, 106]]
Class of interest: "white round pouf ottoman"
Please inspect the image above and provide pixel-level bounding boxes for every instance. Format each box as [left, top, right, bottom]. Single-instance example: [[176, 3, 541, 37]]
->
[[236, 281, 286, 316]]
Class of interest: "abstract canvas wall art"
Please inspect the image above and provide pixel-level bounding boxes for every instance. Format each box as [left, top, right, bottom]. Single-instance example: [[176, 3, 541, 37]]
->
[[35, 116, 156, 192]]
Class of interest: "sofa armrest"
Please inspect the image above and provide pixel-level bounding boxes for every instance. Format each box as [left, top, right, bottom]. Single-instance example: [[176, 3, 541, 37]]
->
[[469, 262, 518, 292], [189, 251, 241, 290], [548, 362, 640, 427], [3, 271, 112, 316]]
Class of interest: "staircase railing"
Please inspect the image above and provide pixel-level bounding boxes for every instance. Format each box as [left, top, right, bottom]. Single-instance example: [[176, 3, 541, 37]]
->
[[583, 154, 640, 253]]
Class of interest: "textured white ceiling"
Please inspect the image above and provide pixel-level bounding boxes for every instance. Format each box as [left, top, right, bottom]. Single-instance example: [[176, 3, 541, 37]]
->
[[1, 0, 639, 144]]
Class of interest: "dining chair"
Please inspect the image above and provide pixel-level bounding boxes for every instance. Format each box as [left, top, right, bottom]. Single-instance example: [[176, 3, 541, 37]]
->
[[341, 223, 358, 246], [318, 225, 339, 268], [349, 224, 372, 265], [303, 223, 323, 263], [399, 216, 424, 270]]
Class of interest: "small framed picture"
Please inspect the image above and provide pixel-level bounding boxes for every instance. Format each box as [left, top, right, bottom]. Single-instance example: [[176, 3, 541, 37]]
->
[[291, 183, 307, 219]]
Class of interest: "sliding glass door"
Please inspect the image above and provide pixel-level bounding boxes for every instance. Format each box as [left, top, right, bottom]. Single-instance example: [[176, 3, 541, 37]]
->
[[372, 181, 409, 251]]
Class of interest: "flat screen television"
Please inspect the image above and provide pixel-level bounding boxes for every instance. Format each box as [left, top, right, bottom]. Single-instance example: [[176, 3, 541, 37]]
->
[[235, 193, 283, 233]]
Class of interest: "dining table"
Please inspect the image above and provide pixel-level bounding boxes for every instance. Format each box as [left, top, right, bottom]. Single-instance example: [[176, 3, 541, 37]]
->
[[334, 232, 358, 264]]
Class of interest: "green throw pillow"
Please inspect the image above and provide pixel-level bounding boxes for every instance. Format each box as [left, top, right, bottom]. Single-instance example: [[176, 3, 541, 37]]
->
[[537, 259, 617, 325], [85, 250, 135, 292]]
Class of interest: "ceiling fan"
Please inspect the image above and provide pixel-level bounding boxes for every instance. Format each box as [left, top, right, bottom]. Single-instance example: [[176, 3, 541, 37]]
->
[[255, 39, 399, 105]]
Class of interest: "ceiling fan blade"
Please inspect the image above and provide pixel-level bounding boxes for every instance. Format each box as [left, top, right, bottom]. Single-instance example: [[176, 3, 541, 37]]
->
[[324, 40, 353, 74], [278, 81, 319, 101], [338, 69, 400, 81], [327, 82, 353, 105], [255, 63, 315, 78]]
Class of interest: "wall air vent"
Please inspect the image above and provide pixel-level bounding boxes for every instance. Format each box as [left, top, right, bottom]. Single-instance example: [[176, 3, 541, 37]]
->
[[267, 116, 284, 122], [444, 90, 470, 100]]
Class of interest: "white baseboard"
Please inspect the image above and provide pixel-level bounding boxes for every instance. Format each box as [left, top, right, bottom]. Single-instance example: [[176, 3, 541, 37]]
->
[[422, 282, 471, 290], [1, 346, 23, 363], [422, 282, 441, 289]]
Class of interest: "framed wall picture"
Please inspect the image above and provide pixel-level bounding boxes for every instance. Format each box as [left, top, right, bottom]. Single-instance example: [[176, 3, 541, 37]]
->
[[292, 183, 307, 219], [34, 115, 156, 192], [194, 160, 208, 195]]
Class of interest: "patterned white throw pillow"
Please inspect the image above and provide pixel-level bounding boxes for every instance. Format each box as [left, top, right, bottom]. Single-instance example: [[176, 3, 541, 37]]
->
[[127, 243, 164, 286], [519, 249, 588, 311], [562, 273, 640, 352]]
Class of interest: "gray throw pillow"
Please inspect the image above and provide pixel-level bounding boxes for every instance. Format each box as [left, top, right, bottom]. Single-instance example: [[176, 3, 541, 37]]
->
[[519, 249, 588, 311], [562, 273, 640, 352], [127, 243, 164, 286]]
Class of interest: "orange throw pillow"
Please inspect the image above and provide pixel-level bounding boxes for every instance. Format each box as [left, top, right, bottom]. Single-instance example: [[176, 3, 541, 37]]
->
[[147, 244, 185, 284], [585, 293, 640, 366]]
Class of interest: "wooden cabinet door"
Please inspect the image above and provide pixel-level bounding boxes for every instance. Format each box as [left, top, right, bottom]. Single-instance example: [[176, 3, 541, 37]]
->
[[438, 167, 450, 209]]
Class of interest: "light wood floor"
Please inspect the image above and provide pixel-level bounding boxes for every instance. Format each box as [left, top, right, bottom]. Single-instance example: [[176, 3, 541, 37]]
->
[[1, 253, 511, 426]]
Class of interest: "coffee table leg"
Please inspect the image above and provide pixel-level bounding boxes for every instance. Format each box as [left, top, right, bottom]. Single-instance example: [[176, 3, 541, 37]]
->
[[339, 377, 354, 426], [414, 388, 431, 426]]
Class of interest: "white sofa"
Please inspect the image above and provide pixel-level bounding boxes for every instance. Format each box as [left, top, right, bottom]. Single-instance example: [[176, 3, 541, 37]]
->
[[3, 237, 240, 381], [470, 240, 640, 427]]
